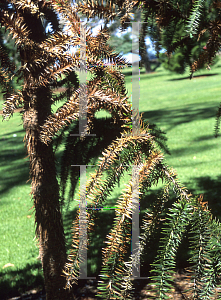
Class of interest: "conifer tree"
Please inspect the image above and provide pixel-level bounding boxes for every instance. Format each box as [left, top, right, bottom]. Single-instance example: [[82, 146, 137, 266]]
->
[[1, 1, 221, 299], [0, 0, 129, 298]]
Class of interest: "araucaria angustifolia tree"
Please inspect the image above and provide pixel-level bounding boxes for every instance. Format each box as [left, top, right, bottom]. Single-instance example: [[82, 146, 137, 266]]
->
[[1, 1, 221, 299], [1, 0, 133, 298]]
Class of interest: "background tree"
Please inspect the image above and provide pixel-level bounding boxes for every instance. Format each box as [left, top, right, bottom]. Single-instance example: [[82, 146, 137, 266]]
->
[[158, 19, 218, 74], [104, 8, 158, 73], [139, 0, 221, 76], [107, 31, 132, 55]]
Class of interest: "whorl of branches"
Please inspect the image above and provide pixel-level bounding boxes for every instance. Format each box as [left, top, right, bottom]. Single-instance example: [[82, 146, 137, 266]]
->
[[60, 1, 221, 299], [63, 114, 221, 298]]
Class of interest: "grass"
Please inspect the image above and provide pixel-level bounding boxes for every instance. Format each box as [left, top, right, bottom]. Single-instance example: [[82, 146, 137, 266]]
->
[[1, 59, 221, 298], [137, 65, 221, 208], [0, 114, 44, 299]]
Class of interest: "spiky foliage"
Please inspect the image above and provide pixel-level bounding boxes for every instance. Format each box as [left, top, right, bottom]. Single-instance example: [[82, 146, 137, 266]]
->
[[120, 1, 220, 76], [186, 0, 206, 38], [149, 194, 221, 300], [62, 115, 221, 298], [59, 1, 221, 299], [187, 196, 221, 300], [0, 0, 129, 299]]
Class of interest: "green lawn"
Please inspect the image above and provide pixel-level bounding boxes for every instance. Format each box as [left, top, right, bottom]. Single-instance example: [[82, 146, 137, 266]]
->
[[123, 62, 221, 202], [1, 59, 221, 297]]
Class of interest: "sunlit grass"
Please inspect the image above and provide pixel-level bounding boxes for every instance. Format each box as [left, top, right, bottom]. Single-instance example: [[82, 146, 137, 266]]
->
[[0, 113, 43, 298], [123, 61, 221, 193]]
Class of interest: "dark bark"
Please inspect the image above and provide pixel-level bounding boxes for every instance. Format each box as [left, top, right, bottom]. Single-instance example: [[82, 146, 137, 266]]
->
[[16, 5, 73, 298], [22, 87, 72, 300]]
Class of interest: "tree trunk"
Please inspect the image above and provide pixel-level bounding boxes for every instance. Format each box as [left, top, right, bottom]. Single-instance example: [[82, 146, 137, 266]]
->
[[140, 42, 152, 73], [139, 17, 152, 74], [23, 87, 72, 300]]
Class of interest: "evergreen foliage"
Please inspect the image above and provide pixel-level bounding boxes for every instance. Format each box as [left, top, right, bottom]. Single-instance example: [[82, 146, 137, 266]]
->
[[186, 0, 206, 39], [107, 31, 132, 55], [159, 23, 216, 74]]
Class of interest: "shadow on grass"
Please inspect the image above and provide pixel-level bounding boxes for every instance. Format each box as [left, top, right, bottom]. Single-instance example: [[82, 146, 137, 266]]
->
[[169, 143, 218, 160], [122, 67, 163, 78], [168, 73, 219, 81], [142, 102, 218, 132], [0, 129, 29, 196], [0, 262, 44, 300], [190, 175, 221, 219]]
